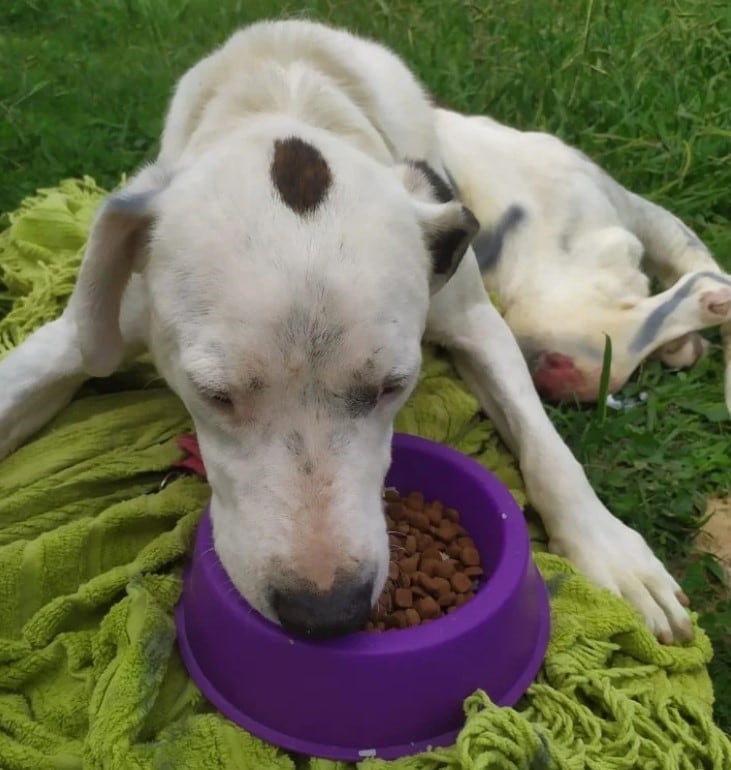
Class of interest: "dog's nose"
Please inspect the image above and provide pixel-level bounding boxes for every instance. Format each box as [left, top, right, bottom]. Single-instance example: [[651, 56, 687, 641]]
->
[[272, 574, 375, 639]]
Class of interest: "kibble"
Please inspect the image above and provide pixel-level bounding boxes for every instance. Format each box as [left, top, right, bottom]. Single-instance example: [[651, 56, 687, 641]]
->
[[364, 489, 485, 632]]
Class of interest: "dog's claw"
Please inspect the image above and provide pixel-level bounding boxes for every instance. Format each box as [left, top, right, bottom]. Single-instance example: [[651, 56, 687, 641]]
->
[[549, 516, 693, 645]]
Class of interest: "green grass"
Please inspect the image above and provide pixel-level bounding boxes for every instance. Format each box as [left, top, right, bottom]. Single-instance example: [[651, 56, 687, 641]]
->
[[1, 0, 730, 731]]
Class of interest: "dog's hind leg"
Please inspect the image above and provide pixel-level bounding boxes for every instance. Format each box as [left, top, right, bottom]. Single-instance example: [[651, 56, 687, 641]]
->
[[617, 190, 731, 409], [624, 270, 731, 361], [0, 314, 89, 459], [0, 277, 148, 461]]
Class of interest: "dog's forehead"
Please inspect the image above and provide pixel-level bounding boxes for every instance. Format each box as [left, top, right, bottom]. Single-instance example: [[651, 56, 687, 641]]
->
[[149, 126, 431, 329]]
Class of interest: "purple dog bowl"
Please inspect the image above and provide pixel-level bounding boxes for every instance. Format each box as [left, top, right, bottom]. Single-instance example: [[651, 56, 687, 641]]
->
[[175, 432, 550, 761]]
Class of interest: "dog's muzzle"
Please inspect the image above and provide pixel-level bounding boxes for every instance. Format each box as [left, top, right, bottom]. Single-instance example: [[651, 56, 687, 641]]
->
[[272, 572, 375, 639]]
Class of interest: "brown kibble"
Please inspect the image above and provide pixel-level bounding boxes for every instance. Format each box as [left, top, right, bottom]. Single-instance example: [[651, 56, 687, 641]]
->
[[421, 547, 444, 562], [415, 595, 440, 619], [447, 542, 462, 558], [419, 573, 439, 594], [420, 558, 441, 577], [367, 489, 483, 632], [425, 501, 443, 525], [388, 534, 402, 549], [385, 613, 400, 629], [406, 491, 425, 510], [436, 519, 460, 542], [394, 588, 413, 609], [386, 501, 405, 519], [456, 592, 474, 607], [434, 559, 456, 579], [460, 547, 480, 566], [451, 572, 473, 593], [409, 511, 430, 531], [438, 591, 456, 608]]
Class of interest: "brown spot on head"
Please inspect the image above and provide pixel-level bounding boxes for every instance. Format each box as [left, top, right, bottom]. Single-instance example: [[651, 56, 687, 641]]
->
[[270, 137, 332, 216]]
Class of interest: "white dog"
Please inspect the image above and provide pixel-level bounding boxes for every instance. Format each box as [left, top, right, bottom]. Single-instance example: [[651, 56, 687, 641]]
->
[[2, 18, 717, 644], [434, 110, 731, 405]]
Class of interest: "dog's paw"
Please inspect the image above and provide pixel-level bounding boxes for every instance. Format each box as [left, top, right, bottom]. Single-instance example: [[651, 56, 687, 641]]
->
[[656, 331, 709, 369], [700, 286, 731, 320], [549, 517, 693, 644]]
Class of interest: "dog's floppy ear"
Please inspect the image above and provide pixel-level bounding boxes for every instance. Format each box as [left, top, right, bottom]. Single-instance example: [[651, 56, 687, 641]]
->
[[397, 160, 479, 294], [73, 165, 168, 377]]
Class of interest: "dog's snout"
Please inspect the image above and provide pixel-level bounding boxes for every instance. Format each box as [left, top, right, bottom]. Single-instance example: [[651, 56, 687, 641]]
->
[[272, 573, 375, 639]]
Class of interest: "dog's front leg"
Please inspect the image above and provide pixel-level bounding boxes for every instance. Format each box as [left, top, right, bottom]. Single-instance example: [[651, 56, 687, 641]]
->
[[426, 254, 693, 643]]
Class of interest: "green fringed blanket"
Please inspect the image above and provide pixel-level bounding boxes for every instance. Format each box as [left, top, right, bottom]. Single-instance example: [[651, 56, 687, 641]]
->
[[0, 179, 729, 769]]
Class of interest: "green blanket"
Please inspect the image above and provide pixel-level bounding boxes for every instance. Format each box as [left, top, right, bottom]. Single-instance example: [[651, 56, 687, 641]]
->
[[0, 179, 728, 769]]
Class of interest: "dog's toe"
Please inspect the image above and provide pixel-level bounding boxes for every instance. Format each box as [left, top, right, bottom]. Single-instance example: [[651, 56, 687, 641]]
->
[[700, 287, 731, 319], [550, 518, 693, 645]]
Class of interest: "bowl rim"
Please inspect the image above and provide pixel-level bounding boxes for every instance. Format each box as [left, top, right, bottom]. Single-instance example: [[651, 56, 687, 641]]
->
[[195, 431, 532, 654]]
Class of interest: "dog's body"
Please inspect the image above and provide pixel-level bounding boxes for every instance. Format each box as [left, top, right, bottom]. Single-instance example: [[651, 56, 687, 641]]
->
[[435, 110, 731, 404], [2, 18, 719, 642]]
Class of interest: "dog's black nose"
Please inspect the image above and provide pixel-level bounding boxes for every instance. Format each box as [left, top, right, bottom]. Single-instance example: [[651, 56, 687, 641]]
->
[[272, 574, 375, 639]]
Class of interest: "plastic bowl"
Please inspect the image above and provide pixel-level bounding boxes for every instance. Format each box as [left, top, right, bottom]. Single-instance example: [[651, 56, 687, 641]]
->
[[175, 432, 550, 761]]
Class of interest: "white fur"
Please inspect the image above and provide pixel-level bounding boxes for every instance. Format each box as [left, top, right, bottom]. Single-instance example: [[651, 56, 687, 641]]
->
[[435, 109, 731, 404], [0, 19, 700, 642]]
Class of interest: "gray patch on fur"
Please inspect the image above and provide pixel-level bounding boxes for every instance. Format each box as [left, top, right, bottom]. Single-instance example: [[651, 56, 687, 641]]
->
[[472, 204, 527, 273], [285, 430, 305, 457], [280, 305, 345, 365], [629, 270, 731, 353]]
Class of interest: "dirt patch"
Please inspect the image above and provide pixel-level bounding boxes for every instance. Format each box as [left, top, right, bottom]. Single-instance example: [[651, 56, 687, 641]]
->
[[695, 496, 731, 585]]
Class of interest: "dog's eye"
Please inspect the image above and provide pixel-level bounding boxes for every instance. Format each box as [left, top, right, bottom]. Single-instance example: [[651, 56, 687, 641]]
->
[[380, 379, 406, 399], [200, 388, 234, 409]]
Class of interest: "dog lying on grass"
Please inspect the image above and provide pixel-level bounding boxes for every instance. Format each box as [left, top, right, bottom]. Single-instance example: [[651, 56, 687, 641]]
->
[[435, 109, 731, 406], [2, 19, 727, 642]]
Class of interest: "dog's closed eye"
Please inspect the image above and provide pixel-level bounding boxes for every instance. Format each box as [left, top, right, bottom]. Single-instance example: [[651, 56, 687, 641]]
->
[[198, 387, 234, 409], [380, 378, 407, 398], [340, 377, 409, 418]]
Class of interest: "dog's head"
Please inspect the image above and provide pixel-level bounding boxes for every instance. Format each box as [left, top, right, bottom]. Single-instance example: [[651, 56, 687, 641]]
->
[[73, 122, 477, 637]]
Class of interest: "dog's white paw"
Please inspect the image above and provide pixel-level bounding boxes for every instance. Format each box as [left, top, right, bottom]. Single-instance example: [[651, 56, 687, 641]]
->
[[700, 286, 731, 320], [656, 331, 709, 369], [549, 517, 693, 645]]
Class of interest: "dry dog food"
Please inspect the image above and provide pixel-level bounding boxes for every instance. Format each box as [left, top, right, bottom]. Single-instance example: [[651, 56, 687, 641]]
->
[[365, 489, 484, 632]]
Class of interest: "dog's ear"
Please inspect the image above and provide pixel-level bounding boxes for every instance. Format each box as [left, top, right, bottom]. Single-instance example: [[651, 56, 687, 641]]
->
[[397, 160, 479, 294], [73, 165, 168, 377]]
